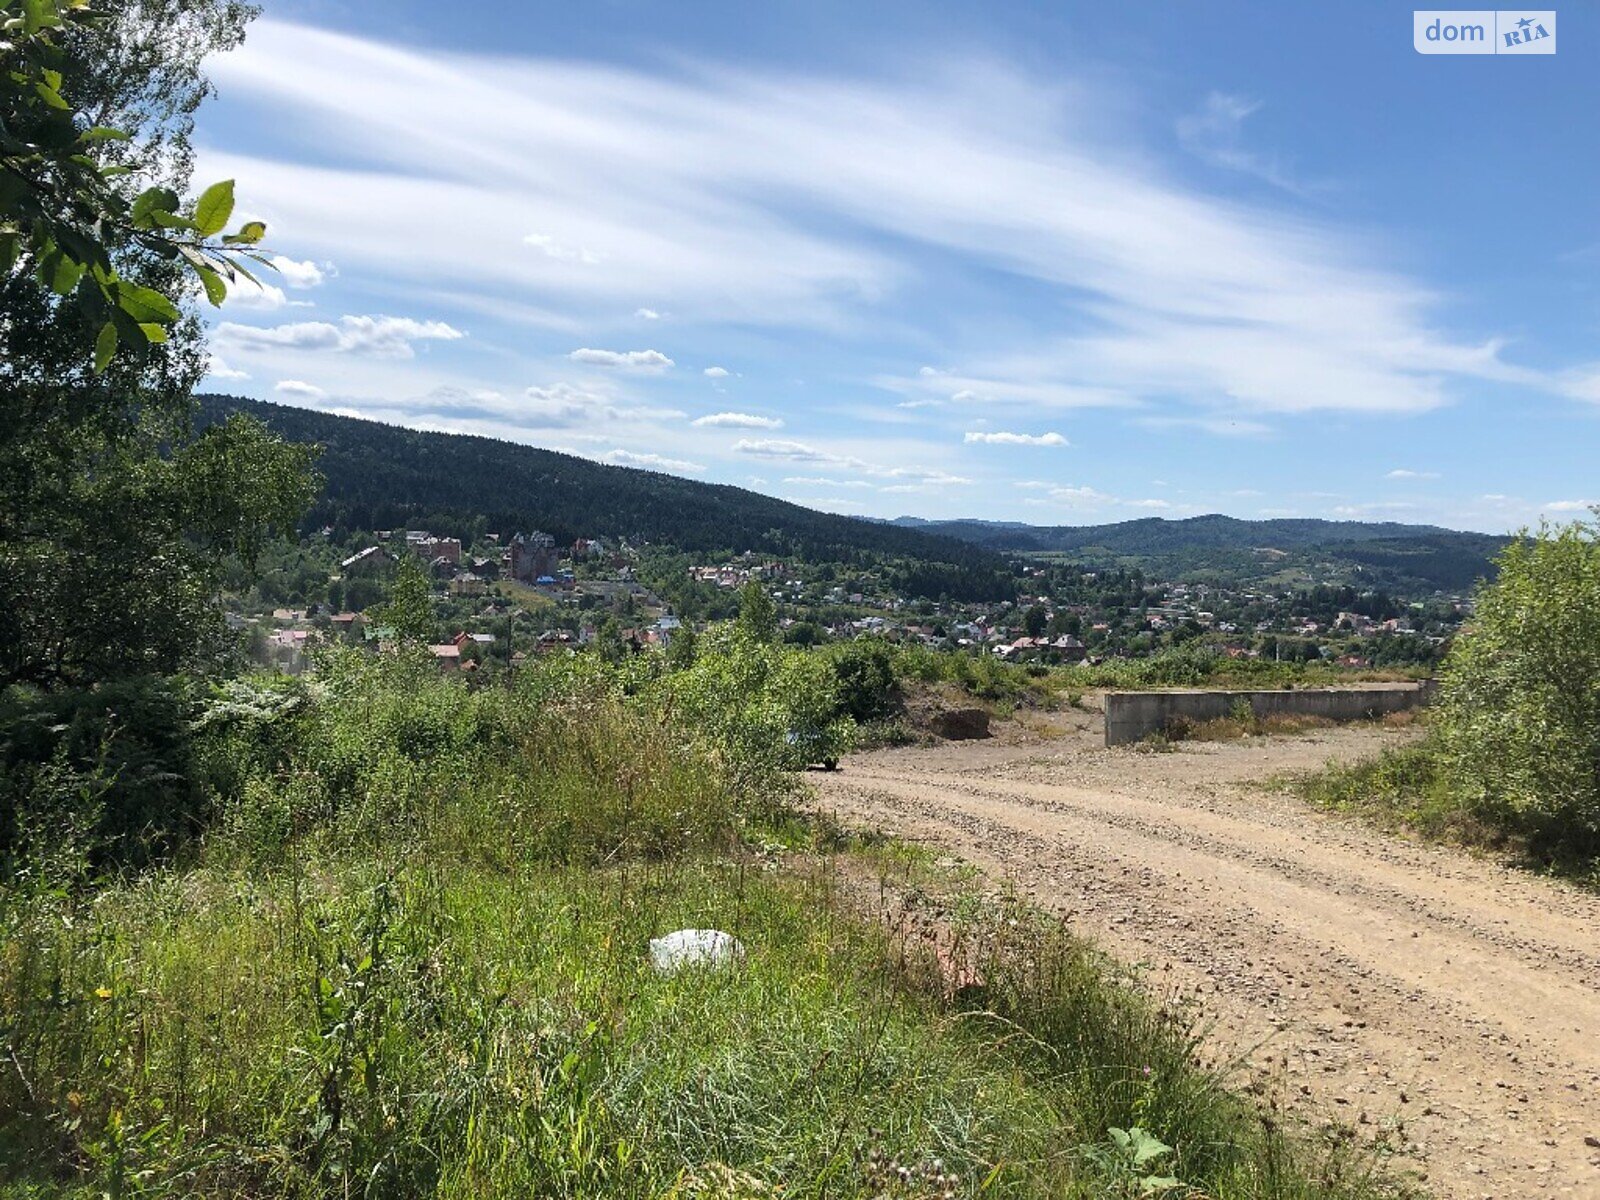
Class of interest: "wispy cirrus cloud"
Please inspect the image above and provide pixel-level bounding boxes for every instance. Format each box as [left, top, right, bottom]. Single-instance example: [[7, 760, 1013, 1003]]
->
[[205, 19, 1576, 432], [1176, 92, 1305, 194]]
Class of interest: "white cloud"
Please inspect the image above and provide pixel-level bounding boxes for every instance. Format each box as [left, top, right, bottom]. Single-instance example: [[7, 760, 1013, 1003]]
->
[[205, 355, 250, 381], [507, 382, 684, 426], [635, 307, 661, 320], [275, 379, 326, 399], [732, 438, 831, 462], [693, 411, 781, 429], [216, 314, 464, 358], [568, 347, 674, 370], [1127, 498, 1171, 509], [1331, 502, 1420, 517], [1544, 500, 1596, 513], [887, 468, 971, 485], [782, 476, 872, 488], [525, 233, 601, 264], [270, 255, 329, 287], [600, 449, 704, 473], [1558, 368, 1600, 404], [963, 430, 1069, 446], [703, 366, 730, 378], [1386, 468, 1440, 480], [1027, 485, 1114, 508], [224, 278, 304, 310], [730, 438, 968, 484]]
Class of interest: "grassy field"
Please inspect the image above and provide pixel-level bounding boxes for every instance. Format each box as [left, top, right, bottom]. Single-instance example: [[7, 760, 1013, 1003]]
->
[[1, 642, 1414, 1197]]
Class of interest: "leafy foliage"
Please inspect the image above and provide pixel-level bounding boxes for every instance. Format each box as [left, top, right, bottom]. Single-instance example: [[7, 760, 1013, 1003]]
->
[[0, 0, 269, 366], [0, 413, 319, 686], [828, 638, 899, 723], [735, 577, 778, 643], [1436, 514, 1600, 860], [374, 554, 433, 645], [654, 626, 851, 791]]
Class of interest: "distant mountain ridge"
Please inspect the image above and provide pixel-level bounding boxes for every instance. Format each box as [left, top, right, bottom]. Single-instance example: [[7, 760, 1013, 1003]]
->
[[890, 514, 1508, 592], [890, 513, 1469, 552]]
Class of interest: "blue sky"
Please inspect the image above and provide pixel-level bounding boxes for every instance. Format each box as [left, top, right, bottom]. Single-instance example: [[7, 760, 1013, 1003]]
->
[[195, 2, 1598, 533]]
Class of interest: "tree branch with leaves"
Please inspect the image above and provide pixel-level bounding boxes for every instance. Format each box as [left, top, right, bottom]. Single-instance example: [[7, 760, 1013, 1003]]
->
[[1, 0, 269, 368]]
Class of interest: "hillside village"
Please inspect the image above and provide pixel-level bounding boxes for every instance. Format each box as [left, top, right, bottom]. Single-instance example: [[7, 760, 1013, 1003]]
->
[[244, 522, 1471, 676]]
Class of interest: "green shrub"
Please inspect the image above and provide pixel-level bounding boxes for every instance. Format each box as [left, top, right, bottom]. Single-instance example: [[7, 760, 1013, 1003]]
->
[[652, 628, 851, 788], [0, 677, 207, 875], [828, 638, 898, 723], [1436, 516, 1600, 862]]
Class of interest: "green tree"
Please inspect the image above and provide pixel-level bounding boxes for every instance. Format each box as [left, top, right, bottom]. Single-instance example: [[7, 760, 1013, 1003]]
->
[[736, 578, 778, 643], [1023, 604, 1047, 638], [594, 615, 627, 664], [1437, 515, 1600, 858], [377, 555, 434, 646], [665, 624, 698, 671], [0, 0, 318, 687]]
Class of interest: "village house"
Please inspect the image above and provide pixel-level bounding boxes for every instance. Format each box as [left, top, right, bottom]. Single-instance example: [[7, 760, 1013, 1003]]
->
[[509, 530, 558, 583]]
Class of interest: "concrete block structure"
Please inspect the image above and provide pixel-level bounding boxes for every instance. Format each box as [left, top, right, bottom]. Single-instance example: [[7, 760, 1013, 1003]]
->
[[1104, 682, 1434, 746]]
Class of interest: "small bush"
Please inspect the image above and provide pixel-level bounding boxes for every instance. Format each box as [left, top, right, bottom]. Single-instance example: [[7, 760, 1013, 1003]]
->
[[0, 677, 208, 874], [829, 638, 899, 723]]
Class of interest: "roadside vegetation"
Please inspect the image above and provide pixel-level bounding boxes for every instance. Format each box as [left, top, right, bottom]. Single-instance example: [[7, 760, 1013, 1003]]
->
[[2, 633, 1413, 1198], [1291, 515, 1600, 882]]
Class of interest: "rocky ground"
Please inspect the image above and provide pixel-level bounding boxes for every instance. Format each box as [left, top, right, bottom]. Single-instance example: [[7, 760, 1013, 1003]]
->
[[810, 710, 1600, 1199]]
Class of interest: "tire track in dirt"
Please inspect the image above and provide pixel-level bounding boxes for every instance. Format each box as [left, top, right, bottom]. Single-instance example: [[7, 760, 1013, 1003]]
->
[[811, 727, 1600, 1198]]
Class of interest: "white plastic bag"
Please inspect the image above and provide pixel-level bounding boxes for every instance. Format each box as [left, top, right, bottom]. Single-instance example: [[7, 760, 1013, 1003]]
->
[[648, 929, 742, 974]]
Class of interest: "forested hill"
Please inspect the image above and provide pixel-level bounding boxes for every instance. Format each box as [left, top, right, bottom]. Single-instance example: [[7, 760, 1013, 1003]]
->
[[199, 395, 1016, 601], [892, 514, 1509, 592]]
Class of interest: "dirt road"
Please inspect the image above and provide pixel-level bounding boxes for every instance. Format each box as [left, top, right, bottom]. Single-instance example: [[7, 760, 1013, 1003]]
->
[[811, 718, 1600, 1198]]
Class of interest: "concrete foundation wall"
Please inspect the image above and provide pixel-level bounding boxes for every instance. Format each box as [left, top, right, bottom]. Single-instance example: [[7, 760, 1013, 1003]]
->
[[1104, 682, 1434, 747]]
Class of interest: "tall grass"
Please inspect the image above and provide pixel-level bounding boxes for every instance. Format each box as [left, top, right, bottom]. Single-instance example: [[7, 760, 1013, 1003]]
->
[[1, 645, 1412, 1197]]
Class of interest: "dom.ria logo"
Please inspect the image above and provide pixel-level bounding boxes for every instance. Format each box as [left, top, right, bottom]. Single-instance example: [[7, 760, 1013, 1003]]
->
[[1414, 10, 1556, 54]]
